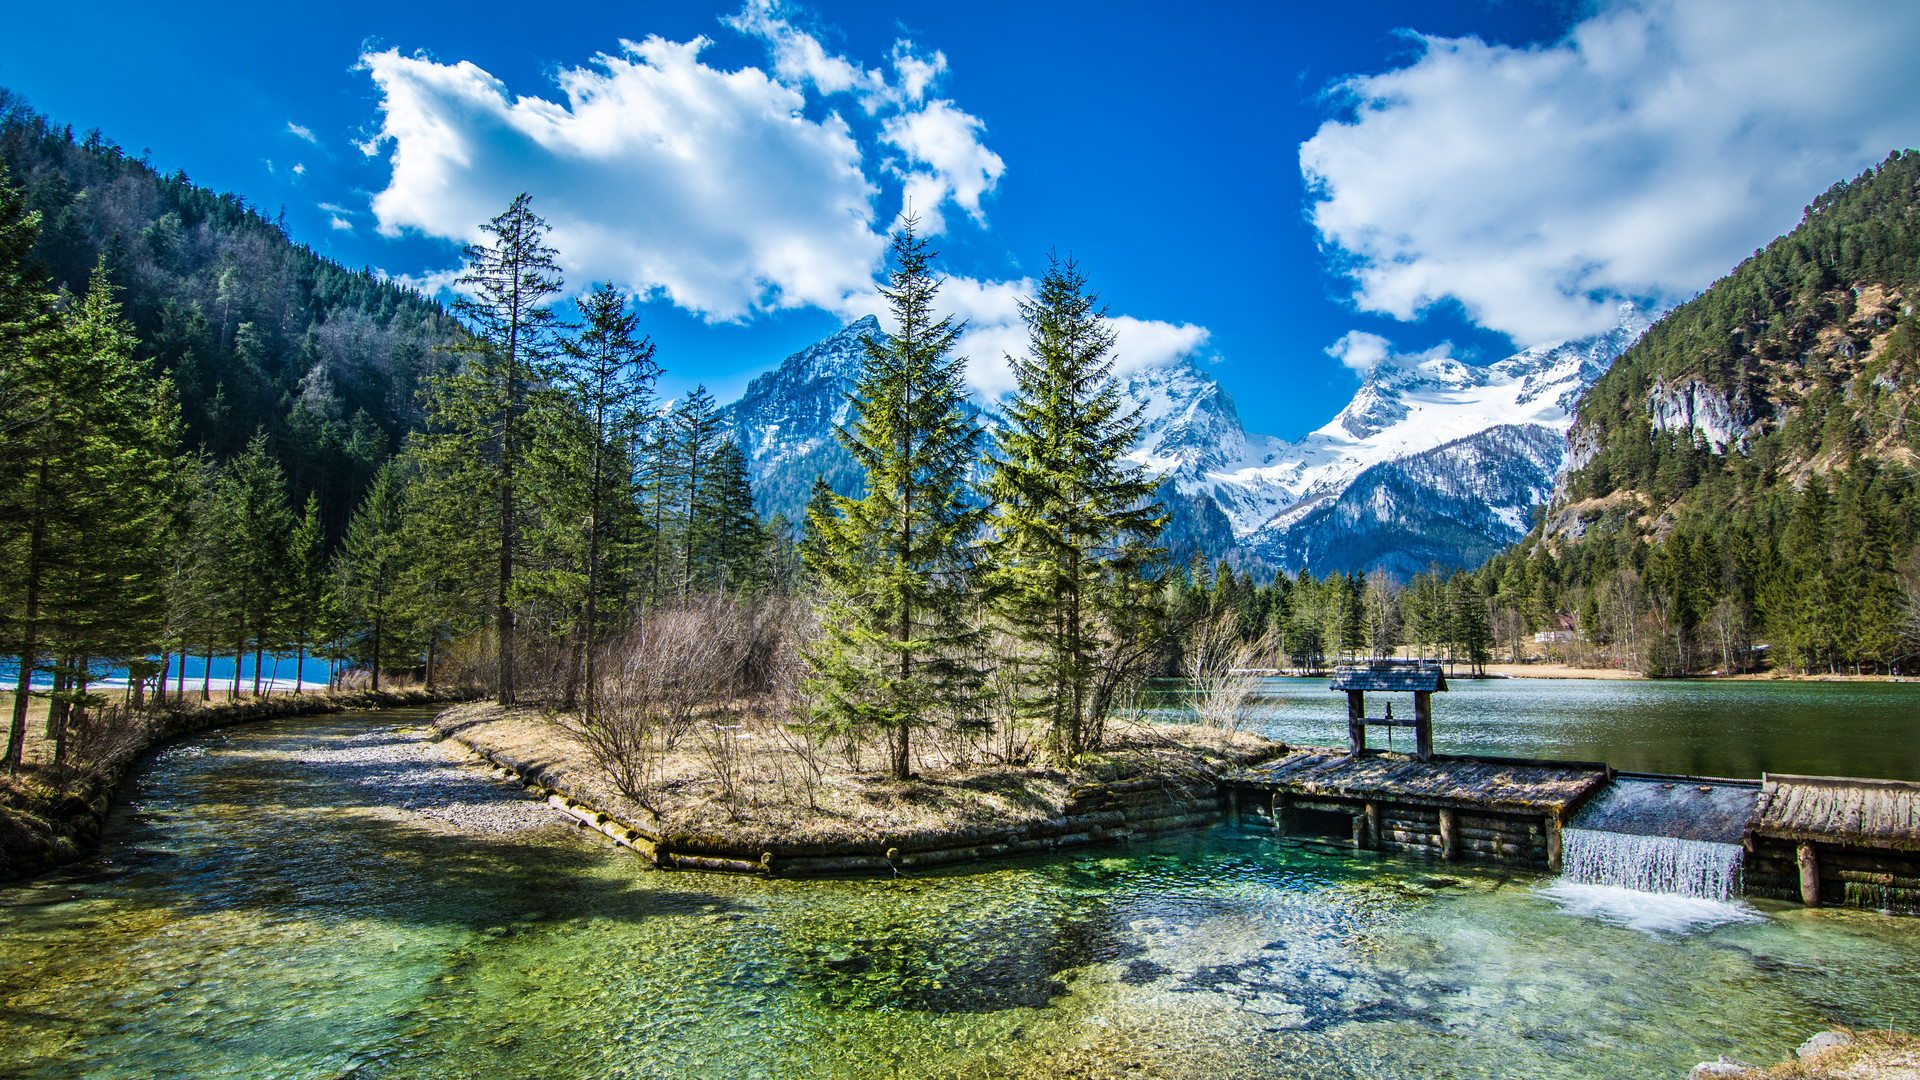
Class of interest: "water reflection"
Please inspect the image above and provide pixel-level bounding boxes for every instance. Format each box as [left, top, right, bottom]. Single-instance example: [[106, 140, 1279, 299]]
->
[[2, 711, 1918, 1080]]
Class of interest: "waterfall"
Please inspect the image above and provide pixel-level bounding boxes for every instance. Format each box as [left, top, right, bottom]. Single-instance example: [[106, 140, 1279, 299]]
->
[[1559, 827, 1746, 901]]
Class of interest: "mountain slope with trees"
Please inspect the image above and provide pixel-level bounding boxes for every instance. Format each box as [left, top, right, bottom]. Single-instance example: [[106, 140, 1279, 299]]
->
[[1483, 150, 1920, 674], [0, 89, 460, 538]]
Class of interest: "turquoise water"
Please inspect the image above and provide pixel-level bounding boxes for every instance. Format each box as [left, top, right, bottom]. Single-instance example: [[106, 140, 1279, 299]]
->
[[4, 705, 1919, 1079], [1196, 676, 1920, 780]]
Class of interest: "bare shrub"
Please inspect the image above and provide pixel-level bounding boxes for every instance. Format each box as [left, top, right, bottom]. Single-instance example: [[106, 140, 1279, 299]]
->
[[565, 594, 809, 818], [67, 701, 149, 771], [1184, 611, 1266, 733]]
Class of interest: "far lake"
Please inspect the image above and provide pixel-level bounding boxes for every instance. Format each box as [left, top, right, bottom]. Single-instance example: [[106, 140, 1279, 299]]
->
[[1161, 676, 1920, 782]]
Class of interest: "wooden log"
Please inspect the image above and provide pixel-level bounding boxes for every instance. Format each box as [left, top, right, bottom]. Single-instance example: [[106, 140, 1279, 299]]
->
[[1798, 841, 1821, 906], [1439, 807, 1459, 861], [1365, 802, 1382, 849], [1272, 794, 1288, 833], [1348, 689, 1366, 755], [1227, 787, 1240, 825], [1546, 814, 1562, 872], [1351, 812, 1369, 849]]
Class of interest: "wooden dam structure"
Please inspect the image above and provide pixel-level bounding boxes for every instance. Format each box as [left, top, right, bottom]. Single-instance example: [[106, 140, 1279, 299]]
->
[[1220, 661, 1920, 912]]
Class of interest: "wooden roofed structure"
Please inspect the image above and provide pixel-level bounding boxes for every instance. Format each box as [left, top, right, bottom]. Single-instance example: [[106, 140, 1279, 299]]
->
[[1330, 662, 1447, 761]]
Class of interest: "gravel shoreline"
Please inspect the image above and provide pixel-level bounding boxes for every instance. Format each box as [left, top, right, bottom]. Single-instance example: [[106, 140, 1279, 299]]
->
[[285, 724, 559, 836]]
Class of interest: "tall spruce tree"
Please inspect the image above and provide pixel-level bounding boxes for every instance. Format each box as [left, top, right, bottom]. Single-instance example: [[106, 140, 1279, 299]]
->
[[549, 283, 657, 709], [416, 193, 562, 705], [217, 432, 293, 695], [3, 263, 176, 765], [338, 462, 409, 691], [282, 493, 327, 693], [664, 386, 723, 595], [986, 257, 1162, 758], [805, 220, 984, 779], [697, 440, 762, 593]]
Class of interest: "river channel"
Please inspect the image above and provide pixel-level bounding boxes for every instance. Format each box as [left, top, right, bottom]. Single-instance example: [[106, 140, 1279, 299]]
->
[[3, 692, 1919, 1079]]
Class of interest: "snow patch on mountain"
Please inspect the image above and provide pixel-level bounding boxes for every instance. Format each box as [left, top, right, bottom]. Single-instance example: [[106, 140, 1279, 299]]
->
[[720, 303, 1650, 573]]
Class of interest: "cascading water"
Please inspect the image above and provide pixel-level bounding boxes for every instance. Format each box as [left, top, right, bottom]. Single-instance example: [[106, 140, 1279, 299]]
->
[[1556, 777, 1760, 901], [1560, 828, 1745, 900], [1543, 777, 1763, 932]]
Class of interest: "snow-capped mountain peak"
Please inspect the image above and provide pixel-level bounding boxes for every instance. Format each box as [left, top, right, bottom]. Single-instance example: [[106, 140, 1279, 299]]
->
[[720, 303, 1651, 574]]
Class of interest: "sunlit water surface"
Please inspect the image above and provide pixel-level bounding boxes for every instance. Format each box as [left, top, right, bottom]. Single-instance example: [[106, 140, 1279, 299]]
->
[[1176, 675, 1920, 781], [3, 706, 1918, 1080]]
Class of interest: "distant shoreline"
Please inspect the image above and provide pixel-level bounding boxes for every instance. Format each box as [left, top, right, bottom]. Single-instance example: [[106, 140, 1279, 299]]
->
[[1479, 663, 1920, 683]]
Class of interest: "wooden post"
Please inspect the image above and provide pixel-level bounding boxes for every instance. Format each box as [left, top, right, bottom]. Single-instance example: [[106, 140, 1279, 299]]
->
[[1351, 812, 1368, 848], [1347, 689, 1366, 756], [1226, 787, 1239, 825], [1364, 802, 1381, 849], [1413, 691, 1434, 762], [1545, 813, 1563, 872], [1439, 807, 1459, 861], [1797, 842, 1821, 907], [1272, 794, 1288, 833]]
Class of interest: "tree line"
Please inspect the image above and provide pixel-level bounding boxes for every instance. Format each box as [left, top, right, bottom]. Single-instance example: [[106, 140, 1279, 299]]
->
[[0, 186, 783, 770]]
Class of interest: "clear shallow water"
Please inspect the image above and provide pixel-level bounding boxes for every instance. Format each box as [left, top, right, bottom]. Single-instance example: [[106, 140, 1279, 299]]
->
[[1177, 676, 1920, 781], [4, 710, 1919, 1079]]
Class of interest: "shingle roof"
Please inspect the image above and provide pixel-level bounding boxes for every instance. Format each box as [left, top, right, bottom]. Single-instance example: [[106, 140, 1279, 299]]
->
[[1750, 773, 1920, 850], [1329, 663, 1448, 693]]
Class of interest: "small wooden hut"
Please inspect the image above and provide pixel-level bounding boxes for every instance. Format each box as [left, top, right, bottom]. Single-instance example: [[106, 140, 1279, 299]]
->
[[1330, 662, 1446, 761]]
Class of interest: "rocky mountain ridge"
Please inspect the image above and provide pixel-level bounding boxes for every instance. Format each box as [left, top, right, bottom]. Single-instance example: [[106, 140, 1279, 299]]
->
[[718, 306, 1652, 574]]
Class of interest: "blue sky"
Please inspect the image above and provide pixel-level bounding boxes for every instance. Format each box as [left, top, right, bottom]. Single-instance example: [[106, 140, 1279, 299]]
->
[[6, 1, 1919, 438]]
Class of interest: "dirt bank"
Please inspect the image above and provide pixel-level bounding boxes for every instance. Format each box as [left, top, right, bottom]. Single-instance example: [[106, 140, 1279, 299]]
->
[[435, 703, 1287, 875]]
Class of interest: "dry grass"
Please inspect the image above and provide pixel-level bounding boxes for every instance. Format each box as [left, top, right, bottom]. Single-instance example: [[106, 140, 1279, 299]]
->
[[437, 699, 1276, 849], [1746, 1029, 1920, 1079]]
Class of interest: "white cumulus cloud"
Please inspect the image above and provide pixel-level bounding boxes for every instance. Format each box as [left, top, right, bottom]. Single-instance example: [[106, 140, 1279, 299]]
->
[[1326, 330, 1392, 373], [358, 12, 1203, 392], [883, 100, 1005, 234], [1301, 0, 1920, 344], [361, 38, 884, 320]]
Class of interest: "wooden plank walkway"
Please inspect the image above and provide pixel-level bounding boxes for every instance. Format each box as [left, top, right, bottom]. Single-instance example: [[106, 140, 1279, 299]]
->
[[1223, 747, 1610, 816]]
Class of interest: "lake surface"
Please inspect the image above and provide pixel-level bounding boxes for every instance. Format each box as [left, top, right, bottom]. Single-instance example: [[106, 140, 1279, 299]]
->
[[1185, 675, 1920, 781], [3, 693, 1919, 1079]]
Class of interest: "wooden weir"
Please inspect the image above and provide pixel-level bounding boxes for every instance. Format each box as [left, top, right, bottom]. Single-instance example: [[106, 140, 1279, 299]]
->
[[1215, 661, 1920, 913], [1743, 773, 1920, 912], [1223, 746, 1611, 869]]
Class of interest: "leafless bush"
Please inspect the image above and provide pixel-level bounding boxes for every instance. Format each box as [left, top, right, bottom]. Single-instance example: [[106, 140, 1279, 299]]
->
[[1184, 611, 1266, 733], [67, 701, 148, 771], [565, 594, 814, 817]]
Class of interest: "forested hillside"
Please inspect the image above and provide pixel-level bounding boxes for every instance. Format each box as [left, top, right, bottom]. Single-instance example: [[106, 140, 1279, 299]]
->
[[0, 90, 459, 536], [1479, 150, 1920, 674]]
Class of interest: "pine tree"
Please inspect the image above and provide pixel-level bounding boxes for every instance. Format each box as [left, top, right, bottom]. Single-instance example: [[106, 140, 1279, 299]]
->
[[985, 256, 1162, 758], [338, 462, 409, 691], [217, 432, 293, 695], [805, 220, 985, 779], [696, 439, 762, 593], [664, 386, 723, 594], [415, 193, 563, 705], [549, 283, 658, 709], [282, 493, 327, 694], [3, 261, 176, 765]]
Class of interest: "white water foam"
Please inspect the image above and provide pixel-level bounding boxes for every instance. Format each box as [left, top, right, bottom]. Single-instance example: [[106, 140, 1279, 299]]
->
[[1537, 881, 1762, 936], [1560, 827, 1746, 900], [1543, 826, 1761, 935]]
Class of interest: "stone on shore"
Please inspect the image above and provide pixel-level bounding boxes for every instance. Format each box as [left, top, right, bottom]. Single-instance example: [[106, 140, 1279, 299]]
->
[[1798, 1030, 1855, 1059]]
